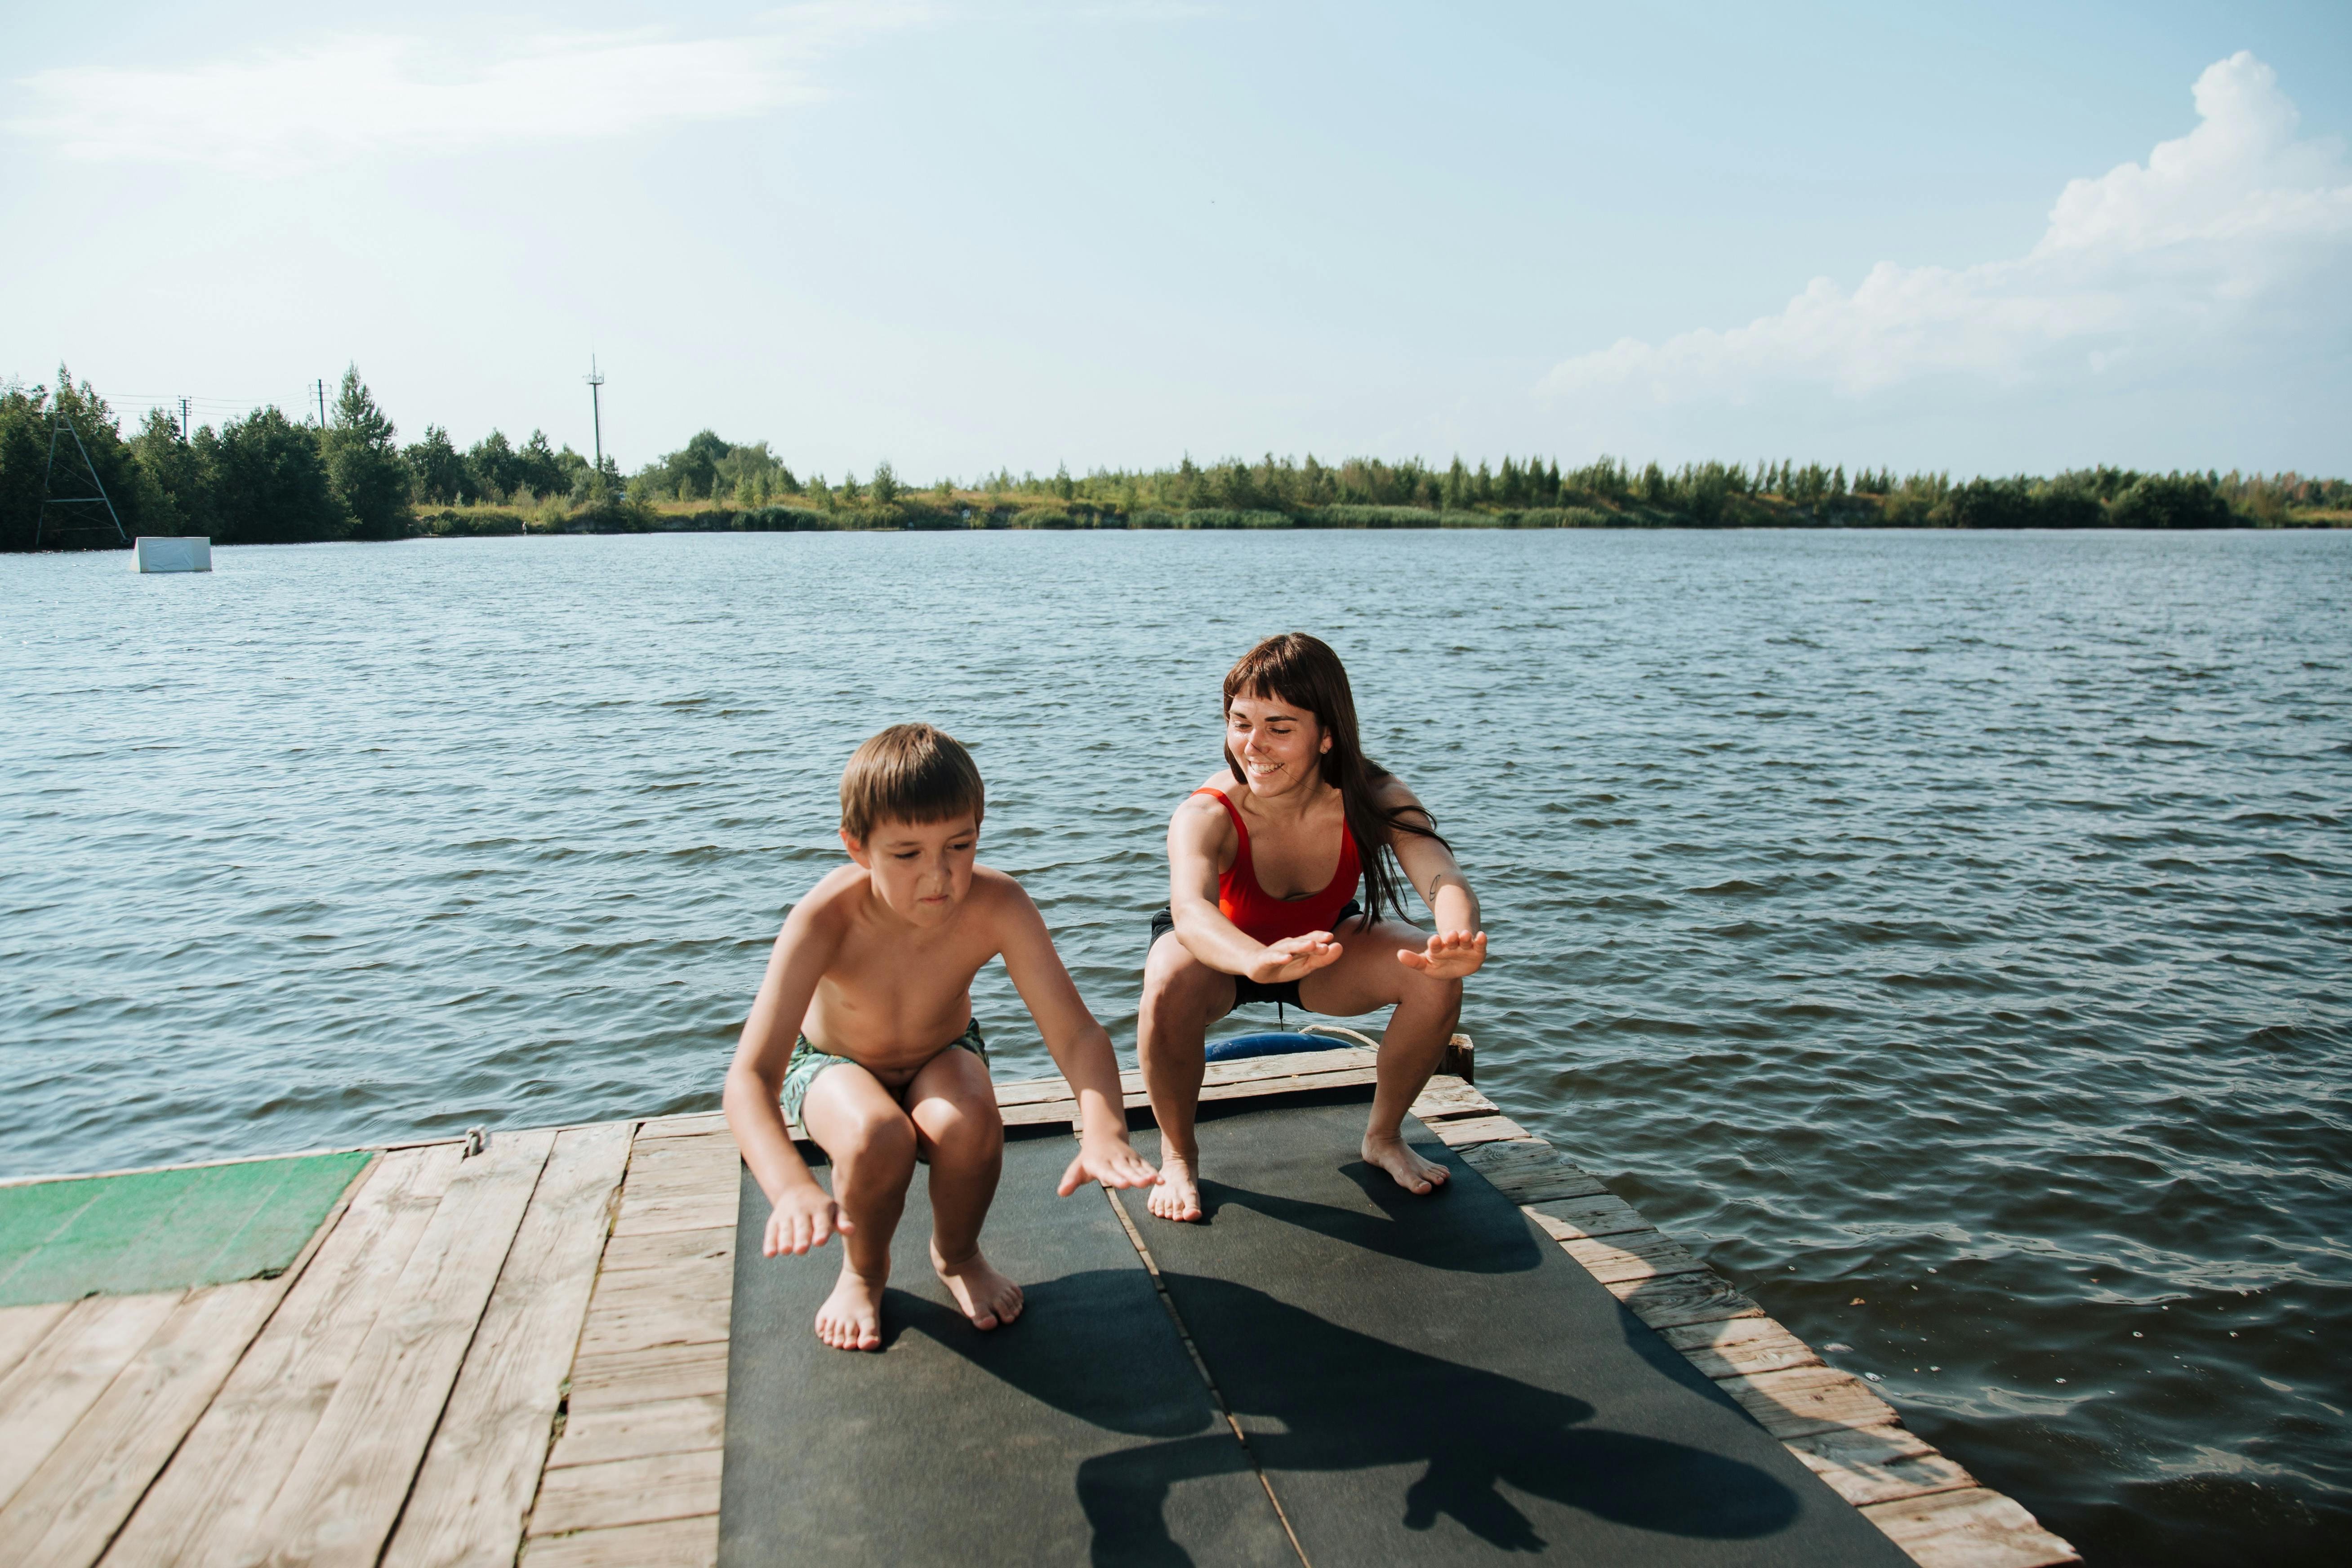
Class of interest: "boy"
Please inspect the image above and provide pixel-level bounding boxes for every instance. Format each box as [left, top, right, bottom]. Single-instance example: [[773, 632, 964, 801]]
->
[[725, 723, 1158, 1351]]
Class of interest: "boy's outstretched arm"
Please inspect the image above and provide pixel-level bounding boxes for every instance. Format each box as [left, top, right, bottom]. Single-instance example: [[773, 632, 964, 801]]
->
[[726, 902, 852, 1256], [994, 879, 1160, 1196]]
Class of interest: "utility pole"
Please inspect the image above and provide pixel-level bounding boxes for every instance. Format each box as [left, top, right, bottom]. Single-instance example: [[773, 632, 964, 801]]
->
[[316, 379, 327, 428], [585, 356, 606, 474], [178, 396, 190, 441]]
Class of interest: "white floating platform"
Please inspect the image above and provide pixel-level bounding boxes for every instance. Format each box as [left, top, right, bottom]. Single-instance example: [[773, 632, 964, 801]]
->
[[134, 536, 213, 573]]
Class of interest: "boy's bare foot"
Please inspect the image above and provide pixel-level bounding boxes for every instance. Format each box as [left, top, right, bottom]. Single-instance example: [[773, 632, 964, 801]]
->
[[932, 1243, 1024, 1330], [1362, 1131, 1450, 1195], [1147, 1154, 1205, 1222], [815, 1267, 887, 1351]]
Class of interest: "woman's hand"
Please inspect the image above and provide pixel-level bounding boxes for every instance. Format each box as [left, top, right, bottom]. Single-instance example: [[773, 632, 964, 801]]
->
[[763, 1180, 851, 1256], [1059, 1135, 1161, 1196], [1247, 931, 1344, 985], [1399, 929, 1486, 979]]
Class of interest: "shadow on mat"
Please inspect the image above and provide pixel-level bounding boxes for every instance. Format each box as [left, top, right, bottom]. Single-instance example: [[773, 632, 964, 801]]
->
[[877, 1276, 1221, 1440], [1192, 1170, 1543, 1274], [913, 1269, 1798, 1565]]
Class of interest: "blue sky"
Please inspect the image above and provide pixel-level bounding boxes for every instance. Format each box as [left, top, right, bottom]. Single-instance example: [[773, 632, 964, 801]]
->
[[4, 1, 2348, 481]]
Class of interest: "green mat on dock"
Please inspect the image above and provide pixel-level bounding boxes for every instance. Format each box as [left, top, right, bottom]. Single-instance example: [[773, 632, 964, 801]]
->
[[0, 1150, 371, 1306]]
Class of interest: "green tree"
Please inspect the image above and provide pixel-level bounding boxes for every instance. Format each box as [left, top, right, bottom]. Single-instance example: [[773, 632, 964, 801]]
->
[[2111, 472, 2232, 529], [515, 430, 567, 499], [404, 425, 468, 505], [322, 366, 411, 539], [872, 460, 901, 506], [129, 409, 214, 536], [213, 406, 344, 543], [468, 430, 517, 499]]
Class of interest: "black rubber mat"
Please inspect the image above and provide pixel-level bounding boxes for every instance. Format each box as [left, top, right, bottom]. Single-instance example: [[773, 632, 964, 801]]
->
[[1114, 1100, 1913, 1566], [720, 1131, 1296, 1567]]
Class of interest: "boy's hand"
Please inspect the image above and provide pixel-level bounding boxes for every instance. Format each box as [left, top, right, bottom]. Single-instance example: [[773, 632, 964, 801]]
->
[[1399, 929, 1486, 979], [764, 1182, 852, 1256], [1247, 931, 1343, 986], [1057, 1135, 1161, 1197]]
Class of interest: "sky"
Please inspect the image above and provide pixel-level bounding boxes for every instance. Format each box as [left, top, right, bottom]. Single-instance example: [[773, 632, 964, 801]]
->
[[4, 1, 2349, 481]]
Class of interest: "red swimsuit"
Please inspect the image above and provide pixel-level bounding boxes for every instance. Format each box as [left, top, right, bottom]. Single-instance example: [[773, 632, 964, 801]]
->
[[1194, 787, 1360, 942]]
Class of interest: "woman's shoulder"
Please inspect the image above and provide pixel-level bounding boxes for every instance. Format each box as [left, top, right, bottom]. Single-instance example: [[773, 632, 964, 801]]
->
[[1188, 767, 1239, 798]]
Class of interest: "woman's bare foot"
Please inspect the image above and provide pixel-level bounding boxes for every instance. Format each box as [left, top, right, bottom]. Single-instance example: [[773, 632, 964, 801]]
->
[[814, 1266, 887, 1351], [932, 1243, 1024, 1330], [1362, 1131, 1450, 1195], [1147, 1154, 1205, 1222]]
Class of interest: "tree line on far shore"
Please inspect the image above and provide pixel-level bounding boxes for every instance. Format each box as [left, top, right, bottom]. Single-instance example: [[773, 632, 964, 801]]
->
[[5, 365, 2347, 551]]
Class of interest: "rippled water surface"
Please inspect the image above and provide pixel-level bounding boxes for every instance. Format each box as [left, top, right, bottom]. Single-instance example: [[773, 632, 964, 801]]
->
[[5, 530, 2347, 1561]]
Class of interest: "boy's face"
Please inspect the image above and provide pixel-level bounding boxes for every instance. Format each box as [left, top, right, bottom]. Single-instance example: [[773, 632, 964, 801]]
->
[[1226, 690, 1330, 798], [842, 813, 979, 927]]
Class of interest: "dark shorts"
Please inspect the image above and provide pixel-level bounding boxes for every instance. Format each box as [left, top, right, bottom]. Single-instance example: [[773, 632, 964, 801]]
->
[[1148, 902, 1363, 1011]]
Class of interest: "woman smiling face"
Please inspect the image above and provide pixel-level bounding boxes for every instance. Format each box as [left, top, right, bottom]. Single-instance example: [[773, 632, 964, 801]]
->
[[1224, 688, 1332, 800]]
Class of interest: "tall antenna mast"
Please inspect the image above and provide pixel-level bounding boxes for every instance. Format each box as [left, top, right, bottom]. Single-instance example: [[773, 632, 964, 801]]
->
[[585, 356, 606, 473]]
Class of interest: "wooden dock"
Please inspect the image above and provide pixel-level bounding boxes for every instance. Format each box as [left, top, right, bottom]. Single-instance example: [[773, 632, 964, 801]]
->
[[0, 1043, 2078, 1566]]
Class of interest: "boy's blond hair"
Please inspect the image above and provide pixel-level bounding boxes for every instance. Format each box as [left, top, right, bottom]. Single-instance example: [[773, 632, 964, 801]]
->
[[839, 723, 985, 842]]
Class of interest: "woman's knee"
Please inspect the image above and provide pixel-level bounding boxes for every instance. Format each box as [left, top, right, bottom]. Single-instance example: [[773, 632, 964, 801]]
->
[[1143, 939, 1229, 1021], [1399, 962, 1463, 1018]]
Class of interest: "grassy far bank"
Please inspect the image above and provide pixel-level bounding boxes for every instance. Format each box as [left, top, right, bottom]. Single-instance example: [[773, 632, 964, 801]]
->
[[7, 363, 2349, 551]]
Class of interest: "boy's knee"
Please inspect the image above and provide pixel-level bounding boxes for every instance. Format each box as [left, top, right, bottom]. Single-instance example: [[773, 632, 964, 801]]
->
[[839, 1107, 918, 1167], [922, 1095, 1003, 1159]]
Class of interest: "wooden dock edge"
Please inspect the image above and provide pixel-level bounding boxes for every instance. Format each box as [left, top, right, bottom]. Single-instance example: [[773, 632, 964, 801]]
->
[[0, 1036, 2078, 1568]]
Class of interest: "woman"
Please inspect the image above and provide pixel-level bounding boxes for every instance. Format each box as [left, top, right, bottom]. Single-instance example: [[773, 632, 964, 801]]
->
[[1139, 633, 1486, 1222]]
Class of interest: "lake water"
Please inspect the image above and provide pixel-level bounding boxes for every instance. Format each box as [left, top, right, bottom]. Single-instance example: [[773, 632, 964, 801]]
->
[[4, 529, 2346, 1563]]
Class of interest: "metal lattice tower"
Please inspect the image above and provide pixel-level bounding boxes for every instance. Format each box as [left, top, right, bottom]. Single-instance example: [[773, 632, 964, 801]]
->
[[33, 404, 129, 549]]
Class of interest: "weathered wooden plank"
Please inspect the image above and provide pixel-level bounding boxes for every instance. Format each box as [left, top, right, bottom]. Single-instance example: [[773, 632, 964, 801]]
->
[[575, 1287, 731, 1361], [1000, 1099, 1079, 1128], [1198, 1047, 1373, 1086], [526, 1449, 723, 1537], [622, 1136, 738, 1169], [1786, 1424, 1975, 1508], [612, 1190, 737, 1238], [633, 1113, 730, 1141], [1428, 1113, 1534, 1148], [238, 1128, 557, 1568], [1604, 1270, 1767, 1331], [1555, 1229, 1711, 1286], [548, 1393, 725, 1470], [1860, 1486, 2081, 1567], [1198, 1066, 1377, 1104], [565, 1341, 730, 1412], [620, 1138, 737, 1178], [521, 1514, 717, 1568], [1521, 1193, 1654, 1241], [0, 1292, 183, 1512], [1655, 1314, 1823, 1380], [584, 1251, 731, 1316], [382, 1123, 633, 1568], [103, 1145, 461, 1567], [615, 1167, 741, 1207], [1718, 1364, 1903, 1440], [0, 1302, 72, 1383], [597, 1229, 732, 1277], [1459, 1140, 1607, 1204], [1409, 1076, 1497, 1121], [3, 1279, 304, 1568]]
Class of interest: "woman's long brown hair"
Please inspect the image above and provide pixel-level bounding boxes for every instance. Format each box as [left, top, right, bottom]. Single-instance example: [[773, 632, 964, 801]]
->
[[1221, 633, 1449, 924]]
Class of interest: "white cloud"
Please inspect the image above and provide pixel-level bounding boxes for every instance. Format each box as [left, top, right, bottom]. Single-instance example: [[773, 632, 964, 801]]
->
[[1538, 53, 2352, 409], [4, 6, 925, 174]]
